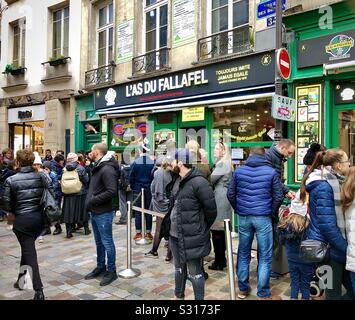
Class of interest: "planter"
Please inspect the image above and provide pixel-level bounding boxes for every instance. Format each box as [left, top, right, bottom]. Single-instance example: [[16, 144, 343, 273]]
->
[[9, 68, 26, 76], [49, 58, 68, 67]]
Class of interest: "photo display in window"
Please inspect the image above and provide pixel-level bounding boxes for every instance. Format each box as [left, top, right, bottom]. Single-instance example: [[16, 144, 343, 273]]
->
[[111, 116, 148, 147], [295, 84, 322, 182]]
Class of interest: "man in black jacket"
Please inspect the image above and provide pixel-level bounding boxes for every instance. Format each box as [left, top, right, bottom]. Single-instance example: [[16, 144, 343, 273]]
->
[[84, 143, 119, 286], [168, 148, 217, 300]]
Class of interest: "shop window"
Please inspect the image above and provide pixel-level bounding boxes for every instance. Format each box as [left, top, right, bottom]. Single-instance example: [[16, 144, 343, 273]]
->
[[212, 99, 274, 143], [84, 121, 100, 135], [52, 6, 70, 58], [338, 110, 355, 166], [110, 116, 148, 148]]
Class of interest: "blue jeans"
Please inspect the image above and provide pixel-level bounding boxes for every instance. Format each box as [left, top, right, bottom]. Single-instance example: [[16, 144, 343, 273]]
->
[[351, 272, 355, 296], [288, 261, 314, 299], [170, 236, 205, 300], [237, 215, 273, 298], [91, 211, 116, 272], [133, 190, 152, 233]]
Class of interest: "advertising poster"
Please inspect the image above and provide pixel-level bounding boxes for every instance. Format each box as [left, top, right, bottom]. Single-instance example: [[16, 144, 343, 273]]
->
[[116, 19, 134, 64], [295, 84, 322, 182], [172, 0, 196, 48]]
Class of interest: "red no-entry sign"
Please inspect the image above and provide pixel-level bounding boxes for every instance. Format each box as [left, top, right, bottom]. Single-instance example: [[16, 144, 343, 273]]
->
[[277, 48, 291, 80]]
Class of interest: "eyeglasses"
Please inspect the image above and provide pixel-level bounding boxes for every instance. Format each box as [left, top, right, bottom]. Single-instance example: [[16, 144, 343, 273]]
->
[[340, 160, 351, 164]]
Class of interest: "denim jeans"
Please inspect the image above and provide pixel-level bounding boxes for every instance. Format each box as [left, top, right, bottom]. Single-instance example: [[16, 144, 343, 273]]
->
[[288, 261, 314, 299], [351, 272, 355, 296], [170, 236, 205, 300], [91, 211, 116, 273], [133, 190, 152, 233], [237, 215, 273, 298]]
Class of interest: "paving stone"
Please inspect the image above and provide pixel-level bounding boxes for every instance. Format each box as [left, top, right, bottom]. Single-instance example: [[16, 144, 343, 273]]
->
[[78, 293, 97, 300], [93, 292, 112, 299]]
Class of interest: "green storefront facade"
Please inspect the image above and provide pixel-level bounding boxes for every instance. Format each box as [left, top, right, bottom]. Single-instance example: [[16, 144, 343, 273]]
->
[[284, 0, 355, 189]]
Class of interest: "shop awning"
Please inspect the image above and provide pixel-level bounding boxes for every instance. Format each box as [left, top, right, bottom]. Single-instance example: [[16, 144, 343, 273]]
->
[[97, 84, 275, 116]]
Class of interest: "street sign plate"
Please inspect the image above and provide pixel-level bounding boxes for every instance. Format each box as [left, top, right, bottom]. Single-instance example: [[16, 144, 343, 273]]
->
[[257, 0, 286, 19]]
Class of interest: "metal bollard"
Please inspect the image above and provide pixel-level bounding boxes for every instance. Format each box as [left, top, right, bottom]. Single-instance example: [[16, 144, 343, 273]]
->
[[224, 219, 236, 300], [118, 201, 141, 279], [136, 188, 151, 245]]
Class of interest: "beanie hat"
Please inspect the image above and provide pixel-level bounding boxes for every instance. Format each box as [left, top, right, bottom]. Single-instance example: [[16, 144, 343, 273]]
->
[[303, 143, 323, 166], [33, 152, 42, 166], [42, 161, 51, 170], [174, 148, 192, 165], [66, 152, 78, 163]]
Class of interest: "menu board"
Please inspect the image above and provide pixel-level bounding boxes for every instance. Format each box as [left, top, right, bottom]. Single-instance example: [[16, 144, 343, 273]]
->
[[294, 84, 322, 182]]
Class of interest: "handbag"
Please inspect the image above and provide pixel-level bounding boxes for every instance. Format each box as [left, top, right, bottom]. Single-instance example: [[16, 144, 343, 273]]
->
[[299, 239, 329, 263], [39, 173, 62, 223]]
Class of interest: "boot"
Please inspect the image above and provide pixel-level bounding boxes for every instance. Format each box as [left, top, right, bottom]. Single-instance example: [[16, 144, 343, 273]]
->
[[84, 222, 91, 235], [53, 224, 62, 235], [66, 224, 73, 239], [33, 289, 45, 300]]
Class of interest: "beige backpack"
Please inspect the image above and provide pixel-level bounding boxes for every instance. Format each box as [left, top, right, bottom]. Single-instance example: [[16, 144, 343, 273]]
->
[[61, 168, 82, 195]]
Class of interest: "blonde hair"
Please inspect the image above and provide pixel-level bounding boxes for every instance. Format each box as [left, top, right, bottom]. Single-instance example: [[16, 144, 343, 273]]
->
[[215, 142, 233, 170], [278, 213, 309, 233], [341, 166, 355, 213]]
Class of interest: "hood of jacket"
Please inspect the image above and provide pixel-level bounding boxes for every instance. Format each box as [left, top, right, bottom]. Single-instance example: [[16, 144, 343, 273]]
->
[[305, 168, 327, 193], [245, 154, 270, 167], [65, 161, 78, 171], [94, 154, 119, 172]]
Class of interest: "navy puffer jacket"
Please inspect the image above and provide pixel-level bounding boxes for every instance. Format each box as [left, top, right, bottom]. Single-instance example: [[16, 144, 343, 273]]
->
[[227, 155, 284, 216], [306, 175, 347, 263]]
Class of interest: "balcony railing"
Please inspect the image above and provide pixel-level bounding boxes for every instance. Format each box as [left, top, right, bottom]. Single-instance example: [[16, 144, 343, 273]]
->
[[132, 47, 171, 77], [85, 62, 116, 90], [197, 24, 252, 62]]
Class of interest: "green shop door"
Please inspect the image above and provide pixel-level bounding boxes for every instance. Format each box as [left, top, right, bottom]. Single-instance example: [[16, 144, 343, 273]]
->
[[85, 134, 101, 152]]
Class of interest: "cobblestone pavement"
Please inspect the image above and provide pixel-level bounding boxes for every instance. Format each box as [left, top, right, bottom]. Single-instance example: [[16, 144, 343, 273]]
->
[[0, 217, 292, 300]]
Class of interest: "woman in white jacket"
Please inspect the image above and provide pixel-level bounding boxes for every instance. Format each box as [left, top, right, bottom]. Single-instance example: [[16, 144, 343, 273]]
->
[[342, 166, 355, 294]]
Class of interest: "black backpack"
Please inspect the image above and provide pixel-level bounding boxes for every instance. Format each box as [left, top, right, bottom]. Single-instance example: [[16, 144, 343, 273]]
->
[[119, 165, 130, 191]]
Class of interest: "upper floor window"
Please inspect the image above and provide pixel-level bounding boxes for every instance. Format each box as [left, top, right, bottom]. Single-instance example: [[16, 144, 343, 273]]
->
[[52, 7, 70, 58], [97, 2, 113, 67], [13, 20, 26, 67], [144, 0, 168, 53], [210, 0, 249, 34]]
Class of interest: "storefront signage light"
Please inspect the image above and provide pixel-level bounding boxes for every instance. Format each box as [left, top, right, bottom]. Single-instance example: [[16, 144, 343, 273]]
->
[[334, 82, 355, 105], [126, 70, 208, 97], [326, 35, 354, 61], [271, 94, 296, 122]]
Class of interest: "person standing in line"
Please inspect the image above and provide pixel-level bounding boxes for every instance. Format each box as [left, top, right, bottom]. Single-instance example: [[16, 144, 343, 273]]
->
[[62, 153, 90, 238], [208, 142, 233, 271], [43, 149, 53, 162], [342, 166, 355, 296], [84, 143, 119, 286], [0, 160, 16, 223], [115, 161, 132, 225], [2, 149, 47, 300], [129, 141, 154, 241], [227, 147, 284, 300], [161, 148, 217, 300], [300, 149, 353, 300], [2, 148, 14, 167], [144, 156, 173, 261]]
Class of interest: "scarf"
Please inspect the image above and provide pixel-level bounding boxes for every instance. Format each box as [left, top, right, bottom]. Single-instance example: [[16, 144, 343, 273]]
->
[[323, 167, 346, 239]]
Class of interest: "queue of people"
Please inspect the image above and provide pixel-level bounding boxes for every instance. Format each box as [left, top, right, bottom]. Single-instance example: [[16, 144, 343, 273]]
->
[[0, 138, 354, 302]]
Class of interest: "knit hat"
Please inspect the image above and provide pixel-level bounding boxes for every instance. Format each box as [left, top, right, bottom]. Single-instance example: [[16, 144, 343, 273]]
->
[[174, 148, 192, 165], [42, 161, 51, 170], [33, 152, 42, 165], [66, 152, 78, 163], [303, 143, 324, 166]]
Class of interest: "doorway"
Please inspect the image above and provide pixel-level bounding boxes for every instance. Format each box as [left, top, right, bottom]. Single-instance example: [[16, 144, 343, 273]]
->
[[337, 109, 355, 165]]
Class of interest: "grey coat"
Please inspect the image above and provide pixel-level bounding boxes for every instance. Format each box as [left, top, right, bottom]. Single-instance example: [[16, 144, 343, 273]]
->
[[210, 159, 233, 231]]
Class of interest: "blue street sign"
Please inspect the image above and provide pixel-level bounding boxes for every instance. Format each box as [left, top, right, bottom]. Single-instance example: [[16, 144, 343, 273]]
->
[[257, 0, 286, 19]]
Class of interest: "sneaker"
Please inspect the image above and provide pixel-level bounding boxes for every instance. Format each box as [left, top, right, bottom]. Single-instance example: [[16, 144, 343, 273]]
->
[[53, 227, 62, 235], [134, 233, 142, 241], [145, 232, 153, 240], [165, 256, 172, 264], [238, 289, 251, 300], [144, 251, 158, 259], [84, 267, 106, 280], [172, 295, 185, 300], [115, 220, 127, 225], [100, 271, 118, 286], [38, 236, 44, 243]]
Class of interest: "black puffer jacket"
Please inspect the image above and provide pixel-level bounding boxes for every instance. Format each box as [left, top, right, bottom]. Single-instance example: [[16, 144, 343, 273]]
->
[[265, 144, 289, 195], [85, 154, 119, 215], [162, 168, 217, 263], [2, 167, 45, 237]]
